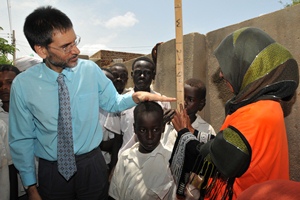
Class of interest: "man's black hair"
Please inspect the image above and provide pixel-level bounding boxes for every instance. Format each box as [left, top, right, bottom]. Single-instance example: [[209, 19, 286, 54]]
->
[[23, 6, 73, 51]]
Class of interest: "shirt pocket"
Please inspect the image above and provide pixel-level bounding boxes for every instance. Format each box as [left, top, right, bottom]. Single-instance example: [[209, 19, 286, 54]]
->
[[76, 93, 98, 122]]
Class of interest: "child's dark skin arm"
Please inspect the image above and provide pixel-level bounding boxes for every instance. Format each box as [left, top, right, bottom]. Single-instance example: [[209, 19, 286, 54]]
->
[[100, 139, 114, 152], [109, 134, 123, 172]]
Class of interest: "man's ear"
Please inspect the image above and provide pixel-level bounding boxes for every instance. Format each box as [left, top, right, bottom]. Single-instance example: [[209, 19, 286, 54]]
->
[[34, 45, 47, 59]]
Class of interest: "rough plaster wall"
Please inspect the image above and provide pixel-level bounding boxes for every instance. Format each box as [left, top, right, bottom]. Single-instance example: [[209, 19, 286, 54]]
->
[[152, 33, 207, 112]]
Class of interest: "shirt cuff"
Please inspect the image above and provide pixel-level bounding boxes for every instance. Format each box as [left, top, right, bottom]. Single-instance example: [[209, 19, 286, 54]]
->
[[21, 172, 37, 187], [178, 128, 190, 137]]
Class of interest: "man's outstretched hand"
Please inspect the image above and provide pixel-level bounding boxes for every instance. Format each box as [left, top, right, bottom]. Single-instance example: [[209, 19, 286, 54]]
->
[[132, 91, 176, 104]]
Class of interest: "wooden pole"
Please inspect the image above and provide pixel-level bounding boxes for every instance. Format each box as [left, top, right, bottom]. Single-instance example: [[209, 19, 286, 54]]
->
[[12, 30, 16, 64], [174, 0, 184, 109]]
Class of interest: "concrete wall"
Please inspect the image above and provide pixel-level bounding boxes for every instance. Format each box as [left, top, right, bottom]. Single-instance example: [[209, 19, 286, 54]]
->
[[126, 4, 300, 180]]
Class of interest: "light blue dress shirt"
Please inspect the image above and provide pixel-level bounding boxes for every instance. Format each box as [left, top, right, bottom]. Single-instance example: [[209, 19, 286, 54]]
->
[[8, 59, 136, 186]]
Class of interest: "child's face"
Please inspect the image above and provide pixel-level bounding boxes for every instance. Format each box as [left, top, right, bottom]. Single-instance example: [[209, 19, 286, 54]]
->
[[131, 60, 155, 91], [184, 84, 205, 115], [134, 111, 163, 153], [110, 65, 128, 94], [0, 71, 17, 103]]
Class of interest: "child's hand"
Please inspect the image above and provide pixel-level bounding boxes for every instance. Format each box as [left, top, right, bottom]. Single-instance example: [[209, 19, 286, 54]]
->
[[172, 104, 194, 133]]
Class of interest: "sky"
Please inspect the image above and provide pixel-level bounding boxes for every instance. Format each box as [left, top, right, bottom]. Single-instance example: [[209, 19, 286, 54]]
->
[[0, 0, 291, 59]]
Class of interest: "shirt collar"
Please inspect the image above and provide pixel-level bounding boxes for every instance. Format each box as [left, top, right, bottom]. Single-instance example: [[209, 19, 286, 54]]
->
[[127, 142, 164, 167], [62, 67, 74, 82], [42, 63, 75, 83]]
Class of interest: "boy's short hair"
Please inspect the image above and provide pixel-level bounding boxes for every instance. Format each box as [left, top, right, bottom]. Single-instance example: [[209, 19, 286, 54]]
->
[[134, 101, 163, 122], [101, 68, 114, 81], [185, 78, 206, 99], [0, 64, 21, 75], [132, 56, 156, 72], [101, 67, 113, 75], [110, 63, 128, 71]]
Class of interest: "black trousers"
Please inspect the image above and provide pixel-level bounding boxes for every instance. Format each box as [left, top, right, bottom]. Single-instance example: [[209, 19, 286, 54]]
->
[[38, 147, 108, 200]]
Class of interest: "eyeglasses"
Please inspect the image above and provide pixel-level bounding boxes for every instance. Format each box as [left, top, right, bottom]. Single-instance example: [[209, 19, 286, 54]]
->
[[47, 35, 81, 54]]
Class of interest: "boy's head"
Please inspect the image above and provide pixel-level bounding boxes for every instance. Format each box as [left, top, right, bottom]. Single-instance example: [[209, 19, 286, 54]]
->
[[0, 64, 21, 107], [131, 57, 156, 92], [109, 63, 128, 94], [133, 101, 164, 153], [184, 78, 206, 115], [101, 68, 114, 81]]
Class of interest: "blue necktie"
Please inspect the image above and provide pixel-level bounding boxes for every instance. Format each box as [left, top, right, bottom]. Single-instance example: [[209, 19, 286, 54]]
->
[[57, 73, 77, 181]]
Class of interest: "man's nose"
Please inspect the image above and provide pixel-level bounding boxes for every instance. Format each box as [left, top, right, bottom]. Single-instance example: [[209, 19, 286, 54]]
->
[[71, 45, 80, 54]]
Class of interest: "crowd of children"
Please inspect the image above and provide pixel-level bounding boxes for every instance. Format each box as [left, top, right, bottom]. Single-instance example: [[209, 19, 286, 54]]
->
[[99, 46, 216, 199]]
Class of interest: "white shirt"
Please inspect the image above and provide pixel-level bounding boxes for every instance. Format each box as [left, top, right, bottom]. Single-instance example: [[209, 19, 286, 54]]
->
[[0, 103, 11, 165], [162, 113, 216, 152], [109, 142, 176, 200], [99, 108, 115, 165], [0, 101, 36, 197], [0, 119, 9, 200]]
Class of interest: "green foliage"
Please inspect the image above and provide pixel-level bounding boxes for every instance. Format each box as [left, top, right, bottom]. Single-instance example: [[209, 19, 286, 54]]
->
[[279, 0, 300, 8], [0, 27, 16, 64]]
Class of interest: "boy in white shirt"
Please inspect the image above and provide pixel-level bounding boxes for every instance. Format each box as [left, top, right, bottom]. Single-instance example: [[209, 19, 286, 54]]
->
[[109, 101, 175, 200], [162, 78, 216, 152]]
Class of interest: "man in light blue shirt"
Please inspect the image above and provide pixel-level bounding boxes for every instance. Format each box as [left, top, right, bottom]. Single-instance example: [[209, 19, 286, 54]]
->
[[9, 6, 175, 199]]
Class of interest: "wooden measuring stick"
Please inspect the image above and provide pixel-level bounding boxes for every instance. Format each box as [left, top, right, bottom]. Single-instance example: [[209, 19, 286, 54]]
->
[[174, 0, 184, 109]]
